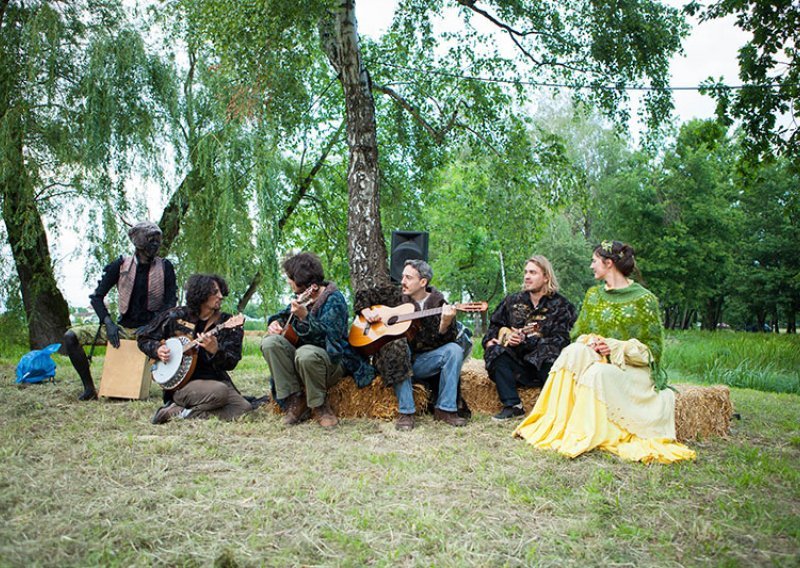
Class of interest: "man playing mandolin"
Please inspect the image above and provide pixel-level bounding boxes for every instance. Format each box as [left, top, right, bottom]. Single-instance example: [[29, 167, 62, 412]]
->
[[139, 274, 251, 424], [362, 259, 469, 429], [482, 255, 577, 421], [261, 252, 369, 429]]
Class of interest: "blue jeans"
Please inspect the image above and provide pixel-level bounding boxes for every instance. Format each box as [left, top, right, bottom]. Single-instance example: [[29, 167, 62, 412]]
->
[[394, 342, 464, 414]]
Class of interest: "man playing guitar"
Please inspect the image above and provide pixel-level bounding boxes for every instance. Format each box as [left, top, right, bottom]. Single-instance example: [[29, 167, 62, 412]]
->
[[362, 259, 469, 430], [139, 274, 251, 424]]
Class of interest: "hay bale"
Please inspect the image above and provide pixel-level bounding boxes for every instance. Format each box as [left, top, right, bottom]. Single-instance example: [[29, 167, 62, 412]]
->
[[269, 378, 430, 420], [673, 384, 733, 442], [327, 378, 429, 419], [460, 358, 540, 414], [460, 359, 733, 441]]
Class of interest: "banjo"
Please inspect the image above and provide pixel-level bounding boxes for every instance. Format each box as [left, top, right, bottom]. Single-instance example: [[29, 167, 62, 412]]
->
[[151, 314, 245, 390]]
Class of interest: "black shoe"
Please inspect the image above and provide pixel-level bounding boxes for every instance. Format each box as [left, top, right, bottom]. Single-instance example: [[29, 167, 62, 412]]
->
[[492, 405, 525, 421], [151, 403, 184, 425], [78, 388, 97, 401]]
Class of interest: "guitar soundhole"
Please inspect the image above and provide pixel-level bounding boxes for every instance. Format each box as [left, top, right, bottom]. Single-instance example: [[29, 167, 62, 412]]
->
[[387, 316, 398, 325]]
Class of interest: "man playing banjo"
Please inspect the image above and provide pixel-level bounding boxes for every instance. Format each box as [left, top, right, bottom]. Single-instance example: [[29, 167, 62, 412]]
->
[[139, 273, 251, 424], [62, 221, 177, 400]]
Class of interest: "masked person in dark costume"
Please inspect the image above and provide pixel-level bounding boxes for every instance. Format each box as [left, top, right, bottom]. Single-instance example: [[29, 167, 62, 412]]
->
[[62, 222, 177, 400]]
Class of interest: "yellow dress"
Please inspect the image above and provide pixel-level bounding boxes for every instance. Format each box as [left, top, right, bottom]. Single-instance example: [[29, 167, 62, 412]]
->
[[514, 324, 696, 463]]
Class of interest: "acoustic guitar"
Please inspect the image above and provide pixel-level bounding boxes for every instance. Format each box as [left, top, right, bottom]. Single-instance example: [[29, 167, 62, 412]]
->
[[151, 314, 245, 391], [280, 284, 320, 345], [349, 301, 487, 355]]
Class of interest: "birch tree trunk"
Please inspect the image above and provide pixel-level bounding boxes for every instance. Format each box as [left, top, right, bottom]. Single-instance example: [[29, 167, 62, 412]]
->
[[319, 0, 390, 292]]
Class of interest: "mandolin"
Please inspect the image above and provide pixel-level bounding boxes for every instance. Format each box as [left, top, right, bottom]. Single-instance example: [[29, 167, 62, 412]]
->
[[348, 301, 488, 355], [280, 284, 319, 345], [497, 322, 541, 347]]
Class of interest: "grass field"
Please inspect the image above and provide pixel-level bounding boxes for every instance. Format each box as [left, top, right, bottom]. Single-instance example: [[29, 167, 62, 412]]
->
[[0, 331, 798, 566]]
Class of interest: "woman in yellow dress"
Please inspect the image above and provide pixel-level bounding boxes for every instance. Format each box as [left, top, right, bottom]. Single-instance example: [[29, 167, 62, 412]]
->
[[514, 241, 695, 463]]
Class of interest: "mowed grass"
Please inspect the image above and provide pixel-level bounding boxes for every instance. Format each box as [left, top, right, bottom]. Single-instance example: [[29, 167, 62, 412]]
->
[[0, 333, 798, 566]]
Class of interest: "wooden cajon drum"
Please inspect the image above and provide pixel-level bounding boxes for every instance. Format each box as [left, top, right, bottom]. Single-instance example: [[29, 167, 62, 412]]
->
[[98, 339, 151, 400]]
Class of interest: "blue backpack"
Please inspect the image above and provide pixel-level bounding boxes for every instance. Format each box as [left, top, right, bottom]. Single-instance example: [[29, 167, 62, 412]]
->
[[16, 343, 61, 384]]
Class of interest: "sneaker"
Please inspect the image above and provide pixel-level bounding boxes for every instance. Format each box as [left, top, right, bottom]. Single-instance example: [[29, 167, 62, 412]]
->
[[151, 403, 185, 425], [395, 413, 415, 431], [433, 408, 468, 427], [492, 405, 525, 422]]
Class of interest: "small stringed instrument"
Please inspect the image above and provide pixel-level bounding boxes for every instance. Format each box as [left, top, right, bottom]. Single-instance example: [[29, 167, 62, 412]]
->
[[151, 314, 245, 391], [497, 322, 541, 347], [281, 284, 320, 345], [349, 301, 488, 355]]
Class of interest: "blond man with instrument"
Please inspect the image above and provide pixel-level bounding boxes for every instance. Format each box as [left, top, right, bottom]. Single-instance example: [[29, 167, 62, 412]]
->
[[261, 252, 367, 429], [139, 274, 251, 424], [482, 256, 577, 421]]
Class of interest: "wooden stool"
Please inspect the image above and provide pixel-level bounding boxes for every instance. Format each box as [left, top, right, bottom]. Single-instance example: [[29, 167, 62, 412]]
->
[[98, 339, 151, 400]]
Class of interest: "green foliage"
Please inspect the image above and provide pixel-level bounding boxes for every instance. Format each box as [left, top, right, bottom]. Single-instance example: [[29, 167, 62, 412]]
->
[[531, 213, 593, 306], [664, 330, 800, 394], [593, 119, 742, 329], [689, 0, 800, 161], [726, 160, 800, 330]]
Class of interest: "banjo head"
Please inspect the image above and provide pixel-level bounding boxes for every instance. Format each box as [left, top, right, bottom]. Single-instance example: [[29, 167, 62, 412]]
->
[[151, 337, 190, 387]]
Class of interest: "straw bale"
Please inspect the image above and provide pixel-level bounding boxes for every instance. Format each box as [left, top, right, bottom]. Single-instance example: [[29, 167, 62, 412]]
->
[[327, 378, 429, 419], [460, 359, 733, 441], [460, 358, 540, 414], [269, 378, 430, 420], [673, 384, 733, 442]]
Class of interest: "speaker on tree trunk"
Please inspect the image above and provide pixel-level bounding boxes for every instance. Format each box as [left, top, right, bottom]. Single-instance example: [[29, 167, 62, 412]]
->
[[390, 231, 428, 283]]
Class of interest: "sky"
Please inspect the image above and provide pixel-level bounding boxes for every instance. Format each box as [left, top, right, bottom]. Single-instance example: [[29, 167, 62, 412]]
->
[[51, 1, 750, 308]]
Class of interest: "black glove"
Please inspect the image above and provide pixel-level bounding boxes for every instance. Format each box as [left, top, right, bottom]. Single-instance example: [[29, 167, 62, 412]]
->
[[104, 316, 121, 348]]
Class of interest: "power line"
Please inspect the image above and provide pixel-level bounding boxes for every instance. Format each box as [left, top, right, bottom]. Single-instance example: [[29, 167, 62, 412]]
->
[[380, 62, 787, 92]]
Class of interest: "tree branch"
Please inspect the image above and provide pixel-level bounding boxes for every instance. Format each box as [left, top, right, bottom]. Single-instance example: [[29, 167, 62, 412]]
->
[[455, 0, 579, 59], [373, 83, 461, 144], [278, 121, 345, 230], [455, 120, 502, 157]]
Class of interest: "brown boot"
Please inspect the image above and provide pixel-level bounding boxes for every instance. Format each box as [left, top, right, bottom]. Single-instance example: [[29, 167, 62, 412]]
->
[[395, 413, 415, 431], [434, 408, 468, 427], [283, 392, 310, 425], [312, 400, 338, 429]]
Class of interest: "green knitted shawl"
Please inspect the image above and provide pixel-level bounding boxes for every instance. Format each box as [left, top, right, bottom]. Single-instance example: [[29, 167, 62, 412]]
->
[[571, 282, 668, 390]]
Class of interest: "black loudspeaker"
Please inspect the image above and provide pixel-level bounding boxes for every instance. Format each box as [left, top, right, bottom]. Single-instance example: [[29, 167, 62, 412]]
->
[[390, 231, 429, 283]]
